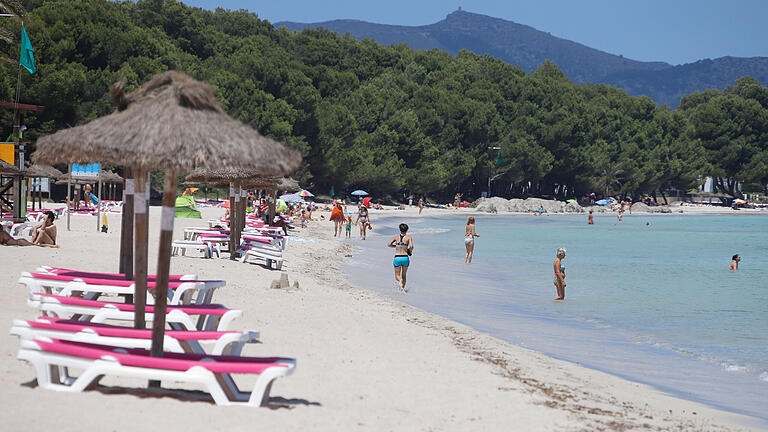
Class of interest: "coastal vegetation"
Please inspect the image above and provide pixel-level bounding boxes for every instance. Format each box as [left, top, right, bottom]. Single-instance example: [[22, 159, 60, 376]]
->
[[1, 0, 767, 200]]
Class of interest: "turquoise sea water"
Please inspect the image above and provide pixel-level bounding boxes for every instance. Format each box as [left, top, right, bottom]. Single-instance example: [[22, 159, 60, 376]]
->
[[343, 213, 768, 423]]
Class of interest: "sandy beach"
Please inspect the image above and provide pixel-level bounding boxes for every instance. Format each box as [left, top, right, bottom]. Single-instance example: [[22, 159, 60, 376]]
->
[[0, 205, 764, 431]]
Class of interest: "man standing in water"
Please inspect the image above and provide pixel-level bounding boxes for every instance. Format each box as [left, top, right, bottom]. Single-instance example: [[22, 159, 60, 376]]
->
[[388, 223, 414, 292], [729, 254, 741, 270], [553, 247, 566, 300]]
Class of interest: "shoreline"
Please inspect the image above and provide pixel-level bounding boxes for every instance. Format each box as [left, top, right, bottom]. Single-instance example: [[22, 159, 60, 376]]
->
[[0, 205, 763, 431]]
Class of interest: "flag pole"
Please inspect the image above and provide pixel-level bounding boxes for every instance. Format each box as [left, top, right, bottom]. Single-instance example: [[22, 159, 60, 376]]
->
[[12, 21, 25, 220]]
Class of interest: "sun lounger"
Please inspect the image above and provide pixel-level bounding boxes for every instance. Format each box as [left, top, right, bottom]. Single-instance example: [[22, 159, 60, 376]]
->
[[172, 240, 220, 259], [237, 244, 284, 270], [17, 338, 295, 406], [183, 227, 229, 241], [11, 317, 259, 356], [29, 293, 242, 331], [20, 272, 224, 305], [37, 266, 197, 280]]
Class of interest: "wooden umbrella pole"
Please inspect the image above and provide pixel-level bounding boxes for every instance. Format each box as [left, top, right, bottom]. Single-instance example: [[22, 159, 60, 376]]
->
[[120, 168, 135, 279], [96, 179, 102, 232], [240, 186, 247, 236], [233, 182, 241, 259], [66, 165, 71, 231], [267, 187, 276, 226], [228, 182, 236, 259], [150, 169, 177, 365], [133, 169, 148, 329]]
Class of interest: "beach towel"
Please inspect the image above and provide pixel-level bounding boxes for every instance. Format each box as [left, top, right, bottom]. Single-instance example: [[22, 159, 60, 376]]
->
[[330, 206, 344, 222]]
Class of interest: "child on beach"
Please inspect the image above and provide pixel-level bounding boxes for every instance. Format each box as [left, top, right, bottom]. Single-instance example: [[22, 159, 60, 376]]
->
[[345, 215, 352, 238]]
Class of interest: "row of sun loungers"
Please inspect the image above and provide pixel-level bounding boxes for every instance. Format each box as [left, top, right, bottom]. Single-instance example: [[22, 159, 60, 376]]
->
[[11, 267, 296, 407], [173, 218, 290, 270]]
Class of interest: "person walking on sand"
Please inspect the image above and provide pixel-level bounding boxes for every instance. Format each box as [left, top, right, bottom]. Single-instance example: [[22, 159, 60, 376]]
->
[[553, 247, 566, 300], [345, 215, 352, 239], [588, 210, 594, 225], [357, 205, 370, 240], [388, 223, 414, 292], [418, 197, 424, 215], [330, 202, 344, 237], [729, 254, 741, 270], [464, 216, 479, 264]]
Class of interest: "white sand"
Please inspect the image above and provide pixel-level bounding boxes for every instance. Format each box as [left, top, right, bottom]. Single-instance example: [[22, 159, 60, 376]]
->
[[0, 205, 763, 431]]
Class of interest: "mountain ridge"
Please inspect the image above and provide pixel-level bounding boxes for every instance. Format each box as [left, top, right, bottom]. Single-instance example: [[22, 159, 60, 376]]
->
[[277, 10, 768, 106]]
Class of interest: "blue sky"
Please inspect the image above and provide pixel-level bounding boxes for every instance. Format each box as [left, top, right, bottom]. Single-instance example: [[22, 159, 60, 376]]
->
[[180, 0, 767, 65]]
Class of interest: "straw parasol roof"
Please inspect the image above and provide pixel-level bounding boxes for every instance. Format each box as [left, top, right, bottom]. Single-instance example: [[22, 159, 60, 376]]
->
[[0, 159, 19, 174], [33, 71, 302, 174], [24, 164, 63, 179], [277, 177, 300, 192], [185, 168, 288, 190], [98, 170, 123, 183]]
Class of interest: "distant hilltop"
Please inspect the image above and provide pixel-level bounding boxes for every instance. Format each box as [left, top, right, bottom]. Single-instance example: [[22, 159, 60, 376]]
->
[[277, 9, 768, 107]]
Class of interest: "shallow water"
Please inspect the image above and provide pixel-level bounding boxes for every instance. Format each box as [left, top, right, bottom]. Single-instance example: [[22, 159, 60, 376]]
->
[[343, 213, 768, 422]]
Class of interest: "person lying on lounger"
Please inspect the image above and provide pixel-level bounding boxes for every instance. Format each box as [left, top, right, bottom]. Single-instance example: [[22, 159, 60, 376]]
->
[[32, 211, 59, 248], [0, 230, 35, 246]]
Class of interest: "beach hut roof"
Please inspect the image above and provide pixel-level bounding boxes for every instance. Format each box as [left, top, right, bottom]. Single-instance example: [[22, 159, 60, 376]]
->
[[24, 164, 63, 178], [33, 70, 302, 175], [0, 159, 19, 174]]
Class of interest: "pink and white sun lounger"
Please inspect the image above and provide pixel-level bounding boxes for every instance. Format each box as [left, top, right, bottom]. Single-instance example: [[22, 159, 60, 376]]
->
[[29, 293, 241, 332], [11, 317, 259, 356], [20, 272, 225, 305], [37, 266, 197, 280], [17, 338, 295, 406]]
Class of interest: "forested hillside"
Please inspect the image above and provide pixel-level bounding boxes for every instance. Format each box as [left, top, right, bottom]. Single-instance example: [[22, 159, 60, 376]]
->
[[279, 9, 768, 108], [1, 0, 767, 200]]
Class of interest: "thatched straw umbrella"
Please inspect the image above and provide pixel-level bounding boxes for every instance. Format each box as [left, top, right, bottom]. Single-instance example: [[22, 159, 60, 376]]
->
[[24, 164, 63, 211], [185, 168, 281, 258], [277, 177, 300, 193], [34, 71, 301, 369]]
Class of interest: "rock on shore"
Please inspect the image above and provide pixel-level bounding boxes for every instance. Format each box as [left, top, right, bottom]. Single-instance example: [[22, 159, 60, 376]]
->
[[472, 197, 584, 213], [472, 197, 673, 214]]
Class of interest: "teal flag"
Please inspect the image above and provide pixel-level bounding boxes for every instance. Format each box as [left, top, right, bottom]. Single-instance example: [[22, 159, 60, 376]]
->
[[20, 25, 35, 74], [329, 186, 335, 196], [496, 151, 503, 166]]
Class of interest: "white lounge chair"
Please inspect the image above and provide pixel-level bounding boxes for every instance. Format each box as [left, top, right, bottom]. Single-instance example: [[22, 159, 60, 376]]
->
[[17, 338, 295, 407], [29, 293, 242, 332], [20, 272, 224, 305], [237, 243, 284, 270], [11, 317, 259, 356], [172, 240, 220, 259]]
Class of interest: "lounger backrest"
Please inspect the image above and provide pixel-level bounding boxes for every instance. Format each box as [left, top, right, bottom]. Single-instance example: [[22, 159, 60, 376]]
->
[[34, 293, 230, 315], [26, 317, 236, 340], [35, 338, 291, 374]]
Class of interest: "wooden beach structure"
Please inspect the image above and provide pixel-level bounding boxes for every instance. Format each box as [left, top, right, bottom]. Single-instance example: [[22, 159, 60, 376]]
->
[[33, 71, 301, 381], [24, 164, 62, 211]]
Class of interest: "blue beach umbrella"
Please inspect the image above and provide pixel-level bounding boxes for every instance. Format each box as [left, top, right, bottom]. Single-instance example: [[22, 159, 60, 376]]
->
[[351, 190, 369, 196]]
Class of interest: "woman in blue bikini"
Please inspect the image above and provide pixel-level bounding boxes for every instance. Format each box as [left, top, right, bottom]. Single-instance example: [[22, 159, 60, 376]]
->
[[388, 223, 414, 292], [464, 216, 479, 264]]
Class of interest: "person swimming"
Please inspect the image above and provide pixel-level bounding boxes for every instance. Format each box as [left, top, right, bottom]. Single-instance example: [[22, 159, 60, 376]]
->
[[388, 223, 414, 292], [729, 254, 740, 270], [588, 210, 594, 225]]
